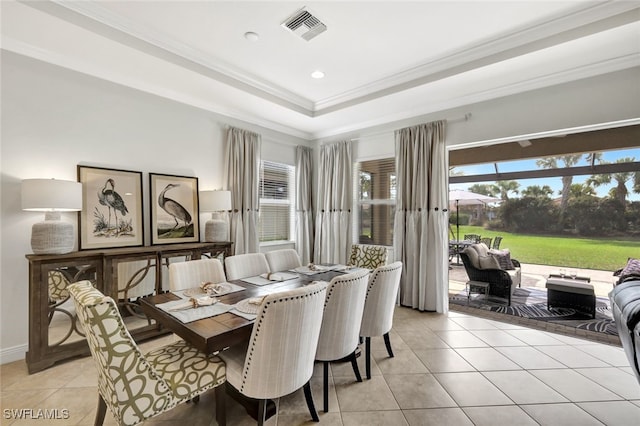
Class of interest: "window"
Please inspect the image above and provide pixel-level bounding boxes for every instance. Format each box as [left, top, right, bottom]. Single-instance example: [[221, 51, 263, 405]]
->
[[353, 158, 396, 246], [259, 161, 295, 243]]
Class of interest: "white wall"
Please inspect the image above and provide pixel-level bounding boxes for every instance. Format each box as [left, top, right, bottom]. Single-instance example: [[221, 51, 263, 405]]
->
[[0, 51, 310, 362]]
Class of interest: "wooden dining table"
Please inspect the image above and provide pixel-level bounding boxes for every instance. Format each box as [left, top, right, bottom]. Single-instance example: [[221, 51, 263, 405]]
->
[[139, 269, 345, 355]]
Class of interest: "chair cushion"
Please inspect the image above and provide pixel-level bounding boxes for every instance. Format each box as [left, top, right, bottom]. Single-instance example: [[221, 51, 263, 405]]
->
[[478, 255, 500, 270], [489, 248, 515, 270], [620, 258, 640, 282], [145, 340, 226, 400]]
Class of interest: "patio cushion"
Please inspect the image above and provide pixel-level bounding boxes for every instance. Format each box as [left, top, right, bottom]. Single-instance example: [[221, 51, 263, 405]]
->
[[489, 248, 515, 270], [620, 258, 640, 282], [478, 255, 500, 270]]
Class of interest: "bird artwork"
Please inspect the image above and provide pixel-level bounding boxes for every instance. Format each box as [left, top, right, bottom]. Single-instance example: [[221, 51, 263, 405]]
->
[[158, 183, 192, 236], [98, 178, 128, 231]]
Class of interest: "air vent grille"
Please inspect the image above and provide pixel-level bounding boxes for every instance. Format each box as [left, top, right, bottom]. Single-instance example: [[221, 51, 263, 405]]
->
[[281, 8, 327, 41]]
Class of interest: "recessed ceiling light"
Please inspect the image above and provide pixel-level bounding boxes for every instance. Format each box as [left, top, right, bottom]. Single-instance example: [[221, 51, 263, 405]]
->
[[244, 31, 259, 41], [311, 70, 325, 79]]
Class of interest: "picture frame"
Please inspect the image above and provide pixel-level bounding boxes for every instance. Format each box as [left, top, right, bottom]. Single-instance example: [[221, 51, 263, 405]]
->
[[149, 173, 200, 245], [78, 165, 144, 250]]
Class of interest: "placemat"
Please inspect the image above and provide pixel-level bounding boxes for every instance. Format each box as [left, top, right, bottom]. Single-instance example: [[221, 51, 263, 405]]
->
[[157, 299, 233, 323]]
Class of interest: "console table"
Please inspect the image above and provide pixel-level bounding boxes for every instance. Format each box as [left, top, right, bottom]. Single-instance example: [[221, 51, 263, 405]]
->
[[26, 241, 232, 374]]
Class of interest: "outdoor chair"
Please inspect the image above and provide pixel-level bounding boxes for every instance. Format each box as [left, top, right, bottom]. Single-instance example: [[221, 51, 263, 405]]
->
[[460, 243, 521, 305], [68, 281, 226, 426], [480, 237, 492, 248], [463, 234, 480, 243], [492, 236, 503, 250]]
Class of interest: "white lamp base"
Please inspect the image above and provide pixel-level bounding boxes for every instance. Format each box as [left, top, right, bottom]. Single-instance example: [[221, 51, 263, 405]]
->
[[31, 212, 75, 254], [205, 215, 228, 242]]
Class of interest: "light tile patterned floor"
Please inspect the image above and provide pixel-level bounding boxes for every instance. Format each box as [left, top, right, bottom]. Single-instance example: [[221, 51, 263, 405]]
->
[[1, 306, 639, 425]]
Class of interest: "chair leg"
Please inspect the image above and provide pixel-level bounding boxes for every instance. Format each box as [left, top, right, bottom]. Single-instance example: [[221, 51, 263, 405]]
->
[[383, 333, 394, 358], [94, 394, 107, 426], [349, 351, 362, 382], [365, 337, 372, 379], [257, 399, 267, 426], [303, 381, 319, 422], [215, 385, 226, 426], [323, 361, 329, 413]]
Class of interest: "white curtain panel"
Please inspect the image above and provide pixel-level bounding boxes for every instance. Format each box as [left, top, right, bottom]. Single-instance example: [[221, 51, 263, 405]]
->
[[314, 141, 352, 265], [224, 127, 261, 254], [295, 146, 314, 265], [393, 121, 449, 312]]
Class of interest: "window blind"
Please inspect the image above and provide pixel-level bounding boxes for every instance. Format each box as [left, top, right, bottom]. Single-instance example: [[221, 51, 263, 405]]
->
[[259, 161, 295, 242]]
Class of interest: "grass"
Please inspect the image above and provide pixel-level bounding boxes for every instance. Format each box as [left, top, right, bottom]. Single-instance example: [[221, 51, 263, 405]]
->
[[452, 225, 639, 271]]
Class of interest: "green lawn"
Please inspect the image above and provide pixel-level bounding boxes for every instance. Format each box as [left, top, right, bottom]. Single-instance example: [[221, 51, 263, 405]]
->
[[452, 225, 639, 271]]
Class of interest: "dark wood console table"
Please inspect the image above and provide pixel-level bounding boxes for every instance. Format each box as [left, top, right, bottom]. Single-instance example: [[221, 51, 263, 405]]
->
[[26, 241, 233, 374]]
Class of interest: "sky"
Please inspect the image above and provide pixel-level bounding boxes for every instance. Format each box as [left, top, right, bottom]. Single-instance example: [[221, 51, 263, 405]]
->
[[451, 148, 640, 201]]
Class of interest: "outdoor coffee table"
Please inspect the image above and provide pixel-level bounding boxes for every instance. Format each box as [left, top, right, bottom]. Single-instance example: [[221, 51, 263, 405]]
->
[[545, 276, 595, 318]]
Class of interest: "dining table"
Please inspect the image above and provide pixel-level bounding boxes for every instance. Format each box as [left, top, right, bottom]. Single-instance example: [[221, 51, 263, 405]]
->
[[139, 268, 348, 355]]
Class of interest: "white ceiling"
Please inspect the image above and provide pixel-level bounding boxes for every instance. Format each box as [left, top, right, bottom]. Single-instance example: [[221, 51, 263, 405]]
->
[[2, 1, 639, 140]]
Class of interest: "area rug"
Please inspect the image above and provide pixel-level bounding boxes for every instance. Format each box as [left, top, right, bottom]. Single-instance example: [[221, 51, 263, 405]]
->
[[450, 286, 618, 338]]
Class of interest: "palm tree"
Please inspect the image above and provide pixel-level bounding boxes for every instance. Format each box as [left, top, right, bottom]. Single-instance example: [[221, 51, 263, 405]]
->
[[468, 183, 499, 197], [521, 185, 554, 198], [566, 183, 596, 198], [536, 154, 582, 215], [587, 157, 638, 206], [495, 180, 520, 200]]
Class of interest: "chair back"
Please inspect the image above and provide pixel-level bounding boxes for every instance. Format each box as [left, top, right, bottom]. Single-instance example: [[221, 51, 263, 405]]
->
[[224, 253, 270, 280], [265, 249, 302, 272], [492, 236, 503, 250], [480, 237, 492, 248], [239, 282, 327, 399], [348, 244, 388, 269], [68, 281, 173, 425], [169, 258, 226, 291], [316, 269, 370, 361], [464, 234, 481, 243], [360, 262, 403, 337]]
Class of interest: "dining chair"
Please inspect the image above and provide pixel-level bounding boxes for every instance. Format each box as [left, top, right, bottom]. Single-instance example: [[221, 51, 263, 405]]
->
[[315, 269, 370, 412], [68, 280, 226, 426], [480, 237, 492, 248], [218, 282, 328, 425], [359, 261, 403, 379], [224, 252, 270, 280], [492, 236, 503, 250], [463, 233, 481, 243], [264, 248, 302, 272], [348, 244, 388, 269], [169, 258, 227, 291]]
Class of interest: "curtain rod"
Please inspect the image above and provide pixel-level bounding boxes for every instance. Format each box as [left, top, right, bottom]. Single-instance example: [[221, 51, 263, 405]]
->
[[348, 113, 472, 142]]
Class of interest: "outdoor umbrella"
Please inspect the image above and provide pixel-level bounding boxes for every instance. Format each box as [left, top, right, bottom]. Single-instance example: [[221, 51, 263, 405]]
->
[[448, 189, 500, 243]]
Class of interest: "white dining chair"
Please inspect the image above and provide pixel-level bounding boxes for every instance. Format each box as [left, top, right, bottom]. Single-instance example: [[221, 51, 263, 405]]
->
[[265, 248, 302, 272], [224, 253, 270, 280], [218, 282, 328, 425], [359, 261, 403, 379], [68, 281, 226, 426], [315, 268, 369, 412], [168, 258, 227, 291]]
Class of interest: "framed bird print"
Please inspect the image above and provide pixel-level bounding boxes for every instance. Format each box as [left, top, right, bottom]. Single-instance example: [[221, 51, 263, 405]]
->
[[149, 173, 200, 245], [78, 165, 144, 250]]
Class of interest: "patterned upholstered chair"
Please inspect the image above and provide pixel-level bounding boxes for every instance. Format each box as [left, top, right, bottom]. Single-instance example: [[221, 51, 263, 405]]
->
[[265, 248, 302, 272], [169, 258, 227, 291], [68, 281, 226, 426], [359, 261, 403, 379], [218, 282, 328, 425], [315, 269, 370, 412], [348, 244, 388, 269], [224, 253, 270, 280]]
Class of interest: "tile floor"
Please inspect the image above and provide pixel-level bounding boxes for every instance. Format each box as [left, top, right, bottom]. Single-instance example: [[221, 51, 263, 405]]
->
[[2, 306, 639, 425]]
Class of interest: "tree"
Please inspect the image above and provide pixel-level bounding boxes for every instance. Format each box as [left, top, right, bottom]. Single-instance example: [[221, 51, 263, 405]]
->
[[536, 154, 582, 216], [521, 185, 554, 198], [566, 183, 596, 198], [587, 157, 638, 206], [495, 180, 520, 200], [468, 183, 499, 197]]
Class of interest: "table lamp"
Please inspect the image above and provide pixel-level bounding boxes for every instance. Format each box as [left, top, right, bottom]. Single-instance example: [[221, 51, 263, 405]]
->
[[200, 190, 232, 242], [22, 178, 82, 254]]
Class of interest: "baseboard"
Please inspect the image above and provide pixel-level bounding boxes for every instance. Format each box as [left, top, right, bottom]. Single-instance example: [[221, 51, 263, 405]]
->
[[0, 344, 27, 365]]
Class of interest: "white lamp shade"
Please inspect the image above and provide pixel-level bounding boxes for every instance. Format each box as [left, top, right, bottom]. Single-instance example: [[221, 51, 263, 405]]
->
[[22, 179, 82, 211], [200, 190, 232, 212]]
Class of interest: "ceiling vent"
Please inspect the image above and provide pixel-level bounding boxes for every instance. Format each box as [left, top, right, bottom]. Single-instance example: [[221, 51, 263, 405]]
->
[[281, 8, 327, 41]]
